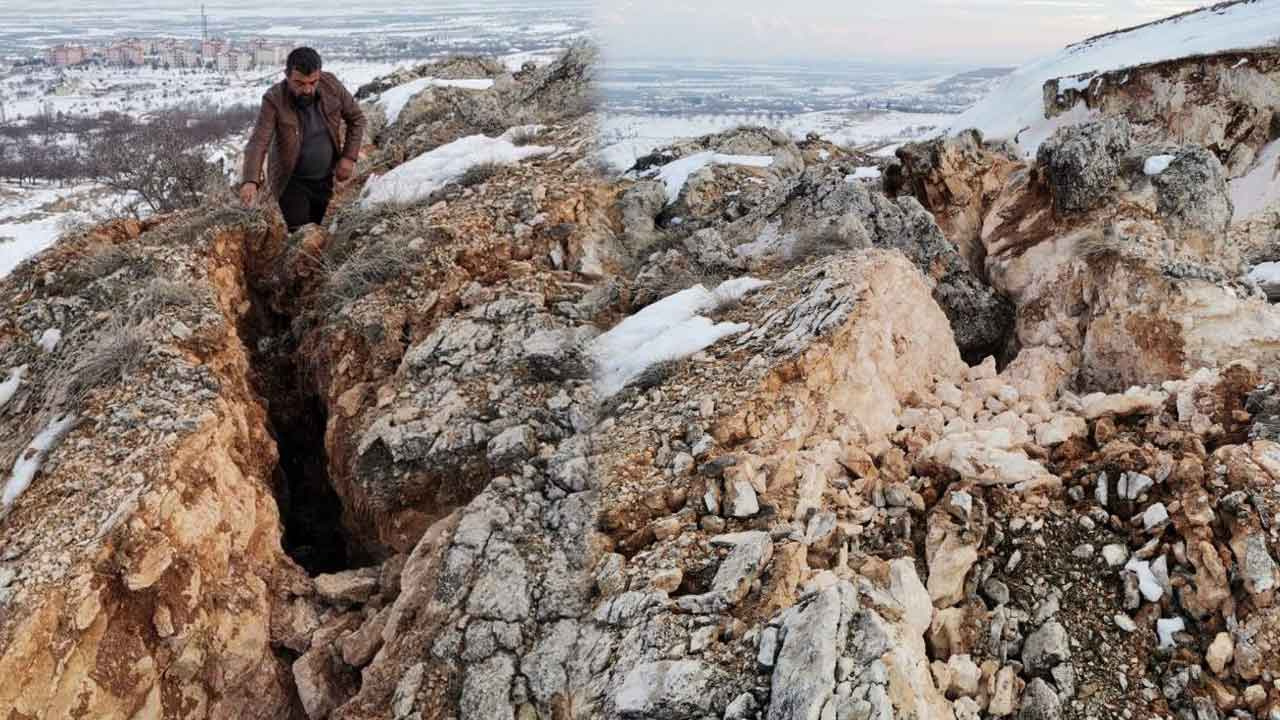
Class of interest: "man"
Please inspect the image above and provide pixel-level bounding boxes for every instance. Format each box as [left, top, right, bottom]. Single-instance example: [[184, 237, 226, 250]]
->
[[239, 47, 366, 231]]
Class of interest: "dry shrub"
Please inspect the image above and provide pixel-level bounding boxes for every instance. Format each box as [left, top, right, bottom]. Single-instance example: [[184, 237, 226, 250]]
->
[[128, 278, 203, 323], [314, 238, 417, 315], [457, 161, 501, 188], [65, 319, 147, 405]]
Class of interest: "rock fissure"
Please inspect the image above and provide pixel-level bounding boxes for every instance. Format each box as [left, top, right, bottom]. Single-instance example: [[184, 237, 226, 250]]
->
[[232, 230, 367, 577]]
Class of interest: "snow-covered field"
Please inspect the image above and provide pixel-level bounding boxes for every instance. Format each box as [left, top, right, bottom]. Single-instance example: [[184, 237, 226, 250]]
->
[[0, 59, 433, 121], [598, 110, 951, 173], [0, 182, 113, 279], [949, 0, 1280, 154]]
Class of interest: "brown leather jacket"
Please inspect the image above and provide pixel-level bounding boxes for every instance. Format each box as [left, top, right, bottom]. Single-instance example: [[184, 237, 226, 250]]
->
[[241, 71, 367, 198]]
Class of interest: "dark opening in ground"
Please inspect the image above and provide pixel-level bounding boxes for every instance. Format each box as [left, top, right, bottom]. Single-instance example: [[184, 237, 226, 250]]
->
[[271, 390, 351, 575], [239, 260, 362, 576]]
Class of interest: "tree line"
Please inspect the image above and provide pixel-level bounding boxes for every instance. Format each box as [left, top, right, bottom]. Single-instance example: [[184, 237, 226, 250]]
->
[[0, 103, 256, 214]]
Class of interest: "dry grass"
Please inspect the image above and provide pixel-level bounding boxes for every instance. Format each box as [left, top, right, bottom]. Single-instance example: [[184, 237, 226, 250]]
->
[[457, 161, 502, 188], [128, 278, 204, 324], [506, 125, 542, 147], [55, 244, 134, 291], [1073, 227, 1122, 261], [64, 319, 147, 405], [314, 238, 417, 315]]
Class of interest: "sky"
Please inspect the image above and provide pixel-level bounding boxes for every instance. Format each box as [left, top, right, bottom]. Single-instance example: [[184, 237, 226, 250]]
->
[[0, 0, 1215, 67], [597, 0, 1210, 65]]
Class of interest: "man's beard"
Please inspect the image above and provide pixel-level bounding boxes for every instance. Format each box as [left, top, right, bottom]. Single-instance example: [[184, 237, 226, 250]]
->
[[291, 90, 317, 107]]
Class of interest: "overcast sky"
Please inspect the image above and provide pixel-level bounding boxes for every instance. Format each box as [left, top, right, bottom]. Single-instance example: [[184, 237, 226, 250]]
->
[[597, 0, 1208, 65]]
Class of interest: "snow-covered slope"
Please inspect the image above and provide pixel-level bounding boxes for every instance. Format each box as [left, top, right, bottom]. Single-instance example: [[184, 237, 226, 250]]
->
[[949, 0, 1280, 152]]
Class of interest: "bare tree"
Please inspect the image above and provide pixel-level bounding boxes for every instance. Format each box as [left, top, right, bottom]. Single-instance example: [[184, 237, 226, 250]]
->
[[89, 114, 223, 214]]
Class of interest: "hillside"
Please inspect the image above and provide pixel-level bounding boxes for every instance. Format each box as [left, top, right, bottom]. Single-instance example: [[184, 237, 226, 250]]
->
[[948, 0, 1280, 157], [0, 11, 1278, 720]]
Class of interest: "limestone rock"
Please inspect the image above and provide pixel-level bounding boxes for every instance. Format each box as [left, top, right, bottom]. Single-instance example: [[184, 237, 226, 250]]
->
[[1022, 621, 1071, 675], [615, 660, 733, 719], [1036, 118, 1132, 214], [314, 568, 380, 605]]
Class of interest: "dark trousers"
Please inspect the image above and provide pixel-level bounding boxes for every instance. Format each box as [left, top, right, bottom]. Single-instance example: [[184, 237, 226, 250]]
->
[[279, 175, 333, 231]]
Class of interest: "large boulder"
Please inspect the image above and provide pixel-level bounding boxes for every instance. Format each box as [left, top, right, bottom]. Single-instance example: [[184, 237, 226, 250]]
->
[[1036, 118, 1132, 214]]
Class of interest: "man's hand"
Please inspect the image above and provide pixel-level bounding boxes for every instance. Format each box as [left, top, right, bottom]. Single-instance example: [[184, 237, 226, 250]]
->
[[239, 182, 258, 207], [335, 158, 355, 184]]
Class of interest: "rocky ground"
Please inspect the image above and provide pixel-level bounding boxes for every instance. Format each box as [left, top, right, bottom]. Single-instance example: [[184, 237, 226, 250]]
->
[[1, 42, 1279, 720]]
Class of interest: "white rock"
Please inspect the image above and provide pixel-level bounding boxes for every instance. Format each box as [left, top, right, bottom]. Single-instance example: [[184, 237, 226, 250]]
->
[[1143, 503, 1170, 531], [1035, 415, 1087, 446], [1080, 387, 1168, 420], [1101, 544, 1129, 567], [1156, 617, 1185, 649], [1119, 472, 1154, 500], [728, 479, 759, 518], [1125, 558, 1164, 602]]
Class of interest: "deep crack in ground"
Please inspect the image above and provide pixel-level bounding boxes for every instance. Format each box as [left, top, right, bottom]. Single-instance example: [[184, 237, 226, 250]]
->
[[238, 239, 361, 577]]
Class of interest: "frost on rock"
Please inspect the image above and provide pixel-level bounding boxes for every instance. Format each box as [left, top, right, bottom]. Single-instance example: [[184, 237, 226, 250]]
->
[[1143, 154, 1176, 176], [375, 76, 495, 125], [359, 132, 555, 208], [0, 365, 25, 409], [651, 151, 775, 204], [591, 277, 769, 397], [2, 414, 77, 508], [37, 328, 61, 353]]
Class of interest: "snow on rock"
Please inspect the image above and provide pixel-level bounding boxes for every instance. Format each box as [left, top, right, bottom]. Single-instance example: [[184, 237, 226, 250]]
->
[[949, 1, 1280, 153], [0, 366, 25, 410], [376, 76, 496, 125], [1230, 139, 1280, 221], [1248, 262, 1280, 298], [2, 414, 78, 508], [359, 133, 554, 208], [653, 151, 774, 205], [845, 166, 882, 182], [1143, 154, 1176, 176], [591, 278, 770, 397], [38, 328, 62, 353]]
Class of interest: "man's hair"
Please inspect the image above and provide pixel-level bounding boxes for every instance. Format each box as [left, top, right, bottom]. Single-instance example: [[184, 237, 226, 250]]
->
[[286, 47, 322, 76]]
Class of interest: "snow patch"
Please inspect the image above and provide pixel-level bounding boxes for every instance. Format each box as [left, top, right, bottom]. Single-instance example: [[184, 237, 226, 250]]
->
[[591, 278, 770, 397], [38, 328, 62, 353], [2, 414, 78, 508], [359, 134, 554, 208], [846, 166, 882, 181], [1229, 139, 1280, 221], [1057, 73, 1096, 95], [1143, 155, 1176, 176], [1248, 262, 1280, 297], [0, 366, 26, 410], [376, 76, 496, 125], [652, 152, 775, 205]]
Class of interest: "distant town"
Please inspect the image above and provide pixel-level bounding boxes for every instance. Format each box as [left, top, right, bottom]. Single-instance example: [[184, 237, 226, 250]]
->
[[40, 37, 292, 72]]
